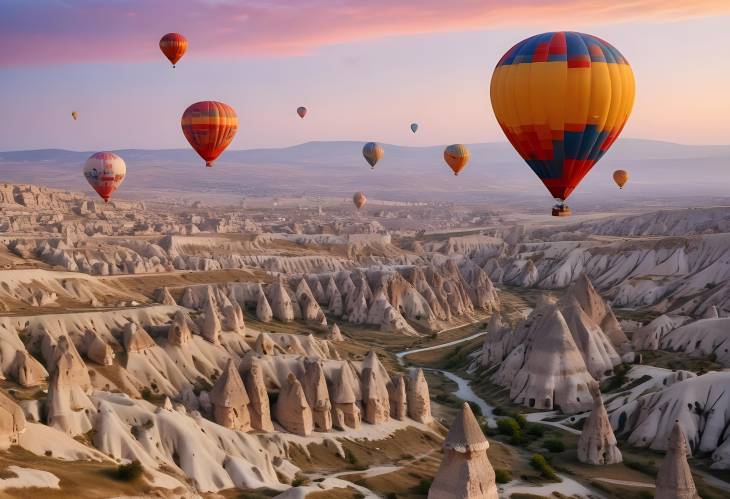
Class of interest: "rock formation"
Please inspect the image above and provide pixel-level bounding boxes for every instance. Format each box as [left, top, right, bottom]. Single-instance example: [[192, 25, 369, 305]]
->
[[577, 390, 622, 465], [83, 329, 114, 365], [245, 358, 274, 432], [12, 350, 46, 387], [655, 423, 699, 499], [428, 402, 498, 499], [46, 355, 95, 436], [0, 390, 25, 448], [328, 323, 344, 342], [220, 294, 245, 333], [331, 364, 361, 430], [407, 368, 432, 423], [361, 352, 390, 424], [302, 359, 332, 431], [154, 287, 176, 306], [122, 322, 157, 353], [209, 359, 251, 431], [256, 286, 273, 322], [389, 374, 407, 421], [267, 279, 295, 322], [200, 292, 222, 343], [275, 373, 313, 436], [168, 310, 193, 346]]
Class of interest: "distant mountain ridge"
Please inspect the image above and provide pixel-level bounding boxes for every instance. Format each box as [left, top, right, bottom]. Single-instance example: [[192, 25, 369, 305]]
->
[[1, 139, 728, 206]]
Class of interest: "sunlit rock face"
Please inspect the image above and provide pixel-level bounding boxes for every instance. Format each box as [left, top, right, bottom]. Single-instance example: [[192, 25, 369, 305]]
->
[[428, 402, 497, 499]]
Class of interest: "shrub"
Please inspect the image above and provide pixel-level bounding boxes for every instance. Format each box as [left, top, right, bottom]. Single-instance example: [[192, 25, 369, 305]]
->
[[526, 423, 546, 437], [140, 387, 153, 401], [514, 413, 527, 429], [494, 469, 512, 484], [345, 449, 358, 465], [497, 417, 521, 436], [414, 479, 432, 495], [530, 454, 559, 481], [115, 460, 143, 481], [543, 439, 565, 453], [467, 401, 482, 417]]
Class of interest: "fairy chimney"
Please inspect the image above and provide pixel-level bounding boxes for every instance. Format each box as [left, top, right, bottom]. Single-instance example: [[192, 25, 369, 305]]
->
[[209, 359, 251, 431], [331, 363, 361, 430], [303, 359, 333, 432], [154, 287, 176, 306], [275, 372, 313, 436], [256, 286, 273, 323], [122, 322, 156, 353], [83, 329, 114, 366], [268, 279, 295, 322], [577, 390, 622, 464], [168, 310, 192, 346], [655, 422, 700, 499], [0, 390, 26, 448], [361, 352, 390, 424], [428, 402, 498, 499], [389, 374, 407, 421], [407, 368, 432, 423], [254, 332, 276, 355], [201, 293, 222, 344], [329, 323, 344, 342], [12, 351, 46, 387], [245, 358, 274, 432]]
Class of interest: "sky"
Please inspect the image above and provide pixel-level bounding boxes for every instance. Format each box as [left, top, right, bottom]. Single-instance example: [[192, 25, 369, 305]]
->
[[1, 0, 729, 151]]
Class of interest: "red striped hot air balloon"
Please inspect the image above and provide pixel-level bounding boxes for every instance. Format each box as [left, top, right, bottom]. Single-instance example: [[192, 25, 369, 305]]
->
[[83, 152, 126, 203], [181, 101, 238, 167], [159, 33, 187, 67]]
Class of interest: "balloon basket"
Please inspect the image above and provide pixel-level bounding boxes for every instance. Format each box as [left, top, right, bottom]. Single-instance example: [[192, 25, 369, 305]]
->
[[552, 204, 571, 217]]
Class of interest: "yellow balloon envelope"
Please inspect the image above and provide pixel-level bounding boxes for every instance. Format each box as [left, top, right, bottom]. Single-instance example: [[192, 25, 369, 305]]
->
[[613, 169, 629, 189]]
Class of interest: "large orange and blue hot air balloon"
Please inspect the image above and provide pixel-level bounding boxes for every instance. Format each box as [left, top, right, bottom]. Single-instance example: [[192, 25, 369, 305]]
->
[[160, 33, 187, 67], [490, 32, 635, 216], [181, 101, 238, 167]]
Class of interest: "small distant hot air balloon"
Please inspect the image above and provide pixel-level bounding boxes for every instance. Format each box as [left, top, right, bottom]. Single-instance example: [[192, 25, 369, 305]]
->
[[297, 106, 307, 119], [613, 169, 629, 189], [159, 33, 187, 67], [410, 123, 418, 133], [83, 152, 126, 203], [490, 31, 635, 216], [362, 142, 383, 170], [181, 101, 238, 167], [353, 192, 367, 210], [71, 111, 78, 121], [444, 144, 470, 175]]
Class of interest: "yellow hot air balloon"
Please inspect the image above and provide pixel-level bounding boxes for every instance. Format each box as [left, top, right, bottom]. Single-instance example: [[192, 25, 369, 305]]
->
[[490, 31, 635, 216], [444, 144, 470, 175], [71, 111, 78, 121], [613, 169, 629, 189], [353, 192, 367, 209]]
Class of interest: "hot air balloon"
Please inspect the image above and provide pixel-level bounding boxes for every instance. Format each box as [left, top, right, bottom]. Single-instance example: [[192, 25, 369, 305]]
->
[[362, 142, 383, 170], [159, 33, 187, 67], [181, 101, 238, 167], [83, 152, 126, 203], [71, 111, 78, 121], [353, 191, 367, 210], [297, 106, 307, 119], [444, 144, 470, 176], [410, 123, 418, 133], [613, 169, 629, 189], [490, 31, 635, 216]]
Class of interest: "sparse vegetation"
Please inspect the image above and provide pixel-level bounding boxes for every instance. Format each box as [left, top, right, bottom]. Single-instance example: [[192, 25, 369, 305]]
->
[[529, 454, 559, 481], [542, 438, 565, 453], [494, 468, 512, 483], [115, 460, 143, 481], [414, 479, 432, 495]]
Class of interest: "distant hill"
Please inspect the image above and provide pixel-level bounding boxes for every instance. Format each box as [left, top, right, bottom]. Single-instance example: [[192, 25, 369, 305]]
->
[[1, 139, 729, 208]]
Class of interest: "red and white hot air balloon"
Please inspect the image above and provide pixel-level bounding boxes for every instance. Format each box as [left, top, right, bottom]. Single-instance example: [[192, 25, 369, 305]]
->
[[83, 152, 126, 203]]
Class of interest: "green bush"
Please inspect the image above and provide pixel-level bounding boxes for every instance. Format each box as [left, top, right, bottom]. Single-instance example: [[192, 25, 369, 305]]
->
[[115, 460, 143, 481], [414, 479, 432, 495], [543, 439, 565, 453], [467, 401, 483, 417], [514, 413, 527, 429], [526, 423, 546, 437], [497, 417, 521, 436], [494, 469, 512, 484], [530, 454, 559, 481], [140, 387, 153, 401]]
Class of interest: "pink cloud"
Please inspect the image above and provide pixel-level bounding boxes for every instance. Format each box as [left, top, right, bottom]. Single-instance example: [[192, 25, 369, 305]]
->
[[2, 0, 728, 67]]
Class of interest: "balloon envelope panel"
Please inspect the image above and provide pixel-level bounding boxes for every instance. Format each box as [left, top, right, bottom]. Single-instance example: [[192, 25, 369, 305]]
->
[[490, 31, 635, 201]]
